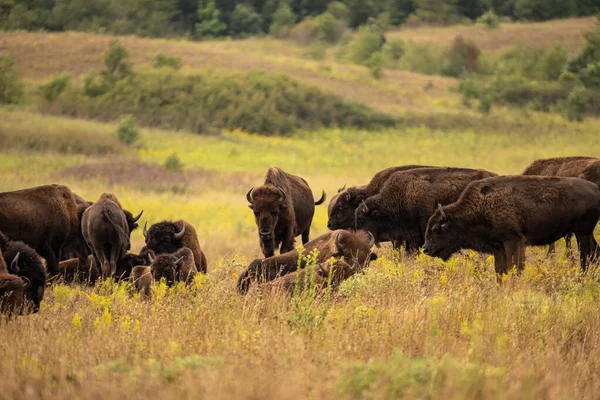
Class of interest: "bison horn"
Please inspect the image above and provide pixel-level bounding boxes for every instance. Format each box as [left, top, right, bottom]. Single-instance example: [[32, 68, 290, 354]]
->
[[174, 256, 184, 266], [20, 276, 30, 289], [359, 200, 368, 214], [338, 183, 346, 193], [437, 203, 446, 220], [132, 209, 144, 223], [246, 187, 254, 204], [367, 231, 375, 248], [10, 252, 20, 273], [148, 252, 155, 264], [335, 232, 343, 251], [277, 186, 286, 203], [173, 221, 186, 240], [143, 221, 148, 238]]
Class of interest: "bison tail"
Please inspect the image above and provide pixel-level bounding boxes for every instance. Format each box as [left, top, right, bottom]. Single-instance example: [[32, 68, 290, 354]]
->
[[101, 208, 131, 251], [314, 190, 327, 206]]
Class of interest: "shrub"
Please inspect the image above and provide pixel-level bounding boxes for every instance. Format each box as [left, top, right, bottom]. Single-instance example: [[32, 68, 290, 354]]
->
[[39, 73, 71, 102], [477, 9, 500, 28], [229, 4, 262, 38], [488, 76, 572, 110], [579, 61, 600, 89], [562, 87, 592, 121], [289, 17, 319, 45], [366, 51, 384, 79], [164, 153, 184, 171], [153, 53, 182, 70], [326, 2, 350, 23], [103, 40, 133, 83], [0, 54, 24, 104], [195, 0, 227, 39], [442, 36, 480, 77], [344, 25, 386, 66], [494, 43, 568, 81], [537, 44, 569, 81], [397, 41, 446, 75], [269, 1, 296, 38], [116, 115, 140, 145], [314, 12, 343, 44], [382, 39, 405, 66]]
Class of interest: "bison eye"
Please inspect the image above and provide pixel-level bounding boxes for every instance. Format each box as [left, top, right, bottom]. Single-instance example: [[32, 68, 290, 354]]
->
[[253, 211, 259, 217]]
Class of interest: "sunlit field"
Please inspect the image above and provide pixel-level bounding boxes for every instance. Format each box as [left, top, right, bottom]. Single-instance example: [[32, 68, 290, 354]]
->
[[1, 19, 600, 398]]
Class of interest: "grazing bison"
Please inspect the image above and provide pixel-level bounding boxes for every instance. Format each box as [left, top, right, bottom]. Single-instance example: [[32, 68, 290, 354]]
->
[[149, 247, 197, 286], [58, 256, 101, 285], [246, 167, 326, 258], [0, 232, 47, 313], [354, 167, 497, 251], [237, 229, 376, 294], [0, 248, 29, 316], [523, 156, 600, 254], [423, 176, 600, 274], [82, 194, 143, 279], [143, 220, 207, 273], [328, 165, 433, 231], [0, 184, 81, 276], [131, 266, 152, 297]]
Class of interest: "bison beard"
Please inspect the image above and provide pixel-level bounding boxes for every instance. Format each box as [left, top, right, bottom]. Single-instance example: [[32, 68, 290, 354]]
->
[[423, 176, 600, 274], [246, 166, 326, 258]]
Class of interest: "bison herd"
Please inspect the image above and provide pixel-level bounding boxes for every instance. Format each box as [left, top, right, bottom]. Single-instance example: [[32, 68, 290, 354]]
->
[[0, 156, 599, 316]]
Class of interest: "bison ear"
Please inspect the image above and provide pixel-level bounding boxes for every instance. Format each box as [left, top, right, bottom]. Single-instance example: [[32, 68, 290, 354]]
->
[[248, 204, 254, 210]]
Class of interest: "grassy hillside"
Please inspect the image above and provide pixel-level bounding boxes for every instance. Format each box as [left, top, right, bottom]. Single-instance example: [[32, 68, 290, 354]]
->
[[0, 20, 600, 399]]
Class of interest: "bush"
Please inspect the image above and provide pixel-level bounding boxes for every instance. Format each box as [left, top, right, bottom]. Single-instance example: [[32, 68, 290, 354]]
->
[[164, 153, 184, 171], [0, 54, 24, 104], [288, 18, 319, 45], [493, 43, 569, 81], [153, 53, 182, 70], [579, 61, 600, 89], [116, 115, 140, 145], [39, 73, 71, 102], [326, 2, 350, 23], [477, 9, 500, 28], [488, 76, 572, 110], [269, 1, 296, 38], [561, 87, 592, 121], [382, 39, 405, 66], [366, 52, 384, 79], [537, 44, 569, 81], [195, 0, 227, 39], [344, 25, 386, 66], [103, 40, 133, 83], [314, 12, 343, 44], [442, 36, 480, 77], [229, 4, 262, 38]]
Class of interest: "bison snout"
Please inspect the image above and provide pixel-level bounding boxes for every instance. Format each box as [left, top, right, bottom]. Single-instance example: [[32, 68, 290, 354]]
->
[[422, 244, 431, 256], [327, 221, 333, 230], [259, 230, 271, 238]]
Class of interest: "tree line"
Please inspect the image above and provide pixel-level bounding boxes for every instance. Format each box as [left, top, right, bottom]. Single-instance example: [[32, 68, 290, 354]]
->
[[1, 0, 597, 39]]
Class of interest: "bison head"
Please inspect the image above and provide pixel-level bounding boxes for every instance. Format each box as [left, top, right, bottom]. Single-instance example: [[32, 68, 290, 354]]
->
[[333, 230, 376, 273], [123, 209, 144, 233], [7, 250, 46, 313], [353, 199, 387, 244], [579, 161, 600, 188], [327, 186, 364, 230], [143, 221, 187, 255], [423, 204, 461, 261], [246, 186, 287, 242], [0, 274, 29, 316], [149, 252, 185, 286]]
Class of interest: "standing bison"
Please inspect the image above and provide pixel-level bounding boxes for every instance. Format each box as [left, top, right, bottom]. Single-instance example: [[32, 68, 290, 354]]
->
[[328, 165, 433, 231], [423, 176, 600, 274], [143, 220, 207, 273], [82, 193, 143, 279], [0, 184, 81, 276], [246, 167, 326, 258], [354, 167, 497, 251]]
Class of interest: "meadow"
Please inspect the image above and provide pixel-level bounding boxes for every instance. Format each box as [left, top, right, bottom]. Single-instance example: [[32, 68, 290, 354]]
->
[[1, 18, 600, 399]]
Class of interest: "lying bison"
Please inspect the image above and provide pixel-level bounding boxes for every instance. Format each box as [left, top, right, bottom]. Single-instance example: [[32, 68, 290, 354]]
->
[[237, 229, 375, 294], [149, 247, 197, 286], [423, 176, 600, 274], [82, 193, 143, 279], [0, 231, 46, 313], [523, 156, 600, 254], [0, 184, 81, 276], [354, 167, 497, 251], [143, 220, 207, 273], [131, 266, 152, 298], [328, 165, 433, 231], [246, 167, 326, 258]]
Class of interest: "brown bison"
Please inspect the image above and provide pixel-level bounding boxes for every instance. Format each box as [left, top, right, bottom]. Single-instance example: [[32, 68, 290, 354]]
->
[[246, 167, 326, 258], [82, 193, 143, 279], [61, 193, 94, 264], [131, 266, 152, 297], [237, 229, 375, 294], [149, 247, 197, 286], [523, 156, 600, 253], [143, 220, 207, 273], [423, 176, 600, 273], [58, 256, 100, 285], [354, 167, 497, 251], [0, 184, 81, 276], [0, 231, 47, 313], [0, 248, 29, 316], [115, 252, 150, 282], [328, 165, 433, 231]]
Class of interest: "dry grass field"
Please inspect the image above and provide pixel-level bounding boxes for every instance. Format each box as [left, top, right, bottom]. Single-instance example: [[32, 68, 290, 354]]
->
[[1, 19, 600, 399]]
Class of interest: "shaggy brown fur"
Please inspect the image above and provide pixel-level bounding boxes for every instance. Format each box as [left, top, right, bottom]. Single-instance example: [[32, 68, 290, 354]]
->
[[355, 167, 497, 251], [144, 220, 207, 273], [328, 165, 433, 231], [150, 247, 197, 286], [58, 255, 101, 285], [82, 193, 142, 279], [237, 229, 376, 294], [246, 167, 326, 258], [0, 184, 81, 276], [115, 252, 148, 282], [423, 176, 600, 274], [130, 266, 152, 298], [0, 273, 28, 316]]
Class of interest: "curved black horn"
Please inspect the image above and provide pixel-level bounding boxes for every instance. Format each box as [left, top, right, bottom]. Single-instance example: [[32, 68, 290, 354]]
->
[[276, 186, 286, 202], [132, 209, 144, 223], [367, 231, 375, 248], [338, 183, 346, 193], [437, 203, 446, 220], [335, 232, 343, 251], [173, 221, 186, 240], [246, 187, 254, 204], [10, 252, 20, 274], [148, 253, 155, 264], [143, 221, 148, 238], [21, 276, 30, 289], [359, 200, 369, 214]]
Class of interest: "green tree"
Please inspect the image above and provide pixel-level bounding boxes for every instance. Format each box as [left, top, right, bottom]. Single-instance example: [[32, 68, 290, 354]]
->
[[270, 0, 296, 37], [229, 3, 262, 37], [195, 0, 226, 38], [0, 54, 23, 104], [410, 0, 463, 24]]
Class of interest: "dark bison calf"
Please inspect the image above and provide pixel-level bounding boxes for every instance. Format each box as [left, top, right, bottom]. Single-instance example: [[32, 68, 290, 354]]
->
[[246, 166, 326, 258], [423, 176, 600, 274], [237, 229, 375, 294], [131, 266, 152, 298], [354, 167, 497, 251], [0, 231, 47, 313], [0, 249, 30, 316], [149, 247, 197, 286], [143, 220, 207, 273], [328, 165, 433, 230]]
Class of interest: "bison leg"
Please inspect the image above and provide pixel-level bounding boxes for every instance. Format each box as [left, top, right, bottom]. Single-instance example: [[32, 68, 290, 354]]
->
[[260, 237, 276, 258], [504, 239, 526, 273], [302, 227, 310, 245], [575, 233, 596, 272], [493, 250, 509, 275], [546, 242, 556, 257], [279, 229, 295, 254]]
